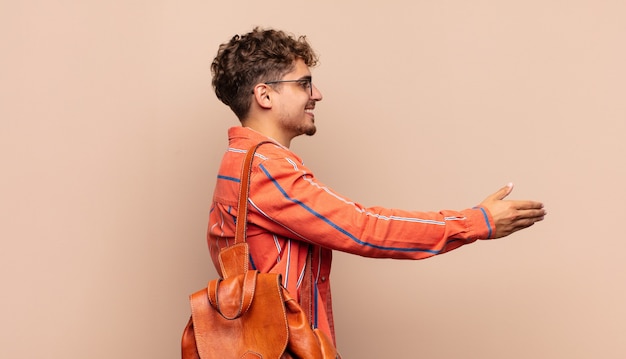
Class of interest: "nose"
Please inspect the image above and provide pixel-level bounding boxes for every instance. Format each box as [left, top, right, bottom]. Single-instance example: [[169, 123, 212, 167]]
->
[[311, 83, 323, 101]]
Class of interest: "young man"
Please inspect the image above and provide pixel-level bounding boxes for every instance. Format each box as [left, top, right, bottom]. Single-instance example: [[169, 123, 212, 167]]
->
[[208, 27, 546, 345]]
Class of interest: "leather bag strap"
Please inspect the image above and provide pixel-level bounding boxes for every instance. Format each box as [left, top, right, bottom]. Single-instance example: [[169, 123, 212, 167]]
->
[[235, 141, 273, 244], [216, 141, 271, 278], [235, 141, 315, 323]]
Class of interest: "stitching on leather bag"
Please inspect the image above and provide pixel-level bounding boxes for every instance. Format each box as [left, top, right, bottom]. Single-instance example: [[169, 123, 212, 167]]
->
[[240, 271, 256, 315], [207, 278, 220, 309]]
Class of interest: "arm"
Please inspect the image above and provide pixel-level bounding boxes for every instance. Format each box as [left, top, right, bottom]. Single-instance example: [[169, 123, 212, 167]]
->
[[246, 154, 499, 260]]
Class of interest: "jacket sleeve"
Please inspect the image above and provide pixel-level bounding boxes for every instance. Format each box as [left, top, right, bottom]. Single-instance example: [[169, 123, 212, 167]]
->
[[245, 152, 494, 260]]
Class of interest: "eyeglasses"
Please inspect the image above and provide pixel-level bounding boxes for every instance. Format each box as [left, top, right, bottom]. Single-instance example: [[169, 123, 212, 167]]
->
[[264, 78, 313, 96]]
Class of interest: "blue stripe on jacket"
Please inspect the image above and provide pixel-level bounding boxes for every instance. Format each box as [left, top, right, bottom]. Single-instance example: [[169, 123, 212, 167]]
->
[[258, 163, 453, 254]]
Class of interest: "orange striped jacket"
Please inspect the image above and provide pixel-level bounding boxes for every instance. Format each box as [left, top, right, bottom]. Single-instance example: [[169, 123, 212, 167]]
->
[[207, 126, 494, 343]]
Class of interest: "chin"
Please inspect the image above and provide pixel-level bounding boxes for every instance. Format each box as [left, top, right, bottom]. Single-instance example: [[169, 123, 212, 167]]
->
[[304, 126, 317, 136]]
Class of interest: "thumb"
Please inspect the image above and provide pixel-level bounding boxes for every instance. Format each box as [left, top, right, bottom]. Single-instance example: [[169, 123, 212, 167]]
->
[[492, 182, 514, 201]]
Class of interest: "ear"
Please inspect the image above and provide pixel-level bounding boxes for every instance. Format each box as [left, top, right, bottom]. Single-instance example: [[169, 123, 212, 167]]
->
[[252, 84, 273, 109]]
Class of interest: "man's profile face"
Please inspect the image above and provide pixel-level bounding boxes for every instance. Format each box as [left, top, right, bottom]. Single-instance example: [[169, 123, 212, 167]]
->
[[271, 58, 323, 140]]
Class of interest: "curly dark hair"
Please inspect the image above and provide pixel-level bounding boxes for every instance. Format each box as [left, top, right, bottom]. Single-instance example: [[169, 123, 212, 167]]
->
[[211, 27, 319, 120]]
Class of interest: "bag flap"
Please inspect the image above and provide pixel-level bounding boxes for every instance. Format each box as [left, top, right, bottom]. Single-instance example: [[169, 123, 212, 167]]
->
[[190, 272, 288, 359]]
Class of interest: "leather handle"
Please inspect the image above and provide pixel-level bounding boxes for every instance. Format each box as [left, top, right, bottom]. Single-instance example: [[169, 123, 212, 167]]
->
[[235, 141, 273, 244], [208, 270, 258, 320], [232, 141, 314, 325]]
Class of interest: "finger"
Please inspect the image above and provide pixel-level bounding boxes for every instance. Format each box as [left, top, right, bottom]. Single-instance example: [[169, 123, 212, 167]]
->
[[514, 217, 543, 230], [516, 208, 547, 220], [506, 206, 545, 218], [511, 200, 545, 210], [490, 182, 514, 201], [508, 210, 546, 231]]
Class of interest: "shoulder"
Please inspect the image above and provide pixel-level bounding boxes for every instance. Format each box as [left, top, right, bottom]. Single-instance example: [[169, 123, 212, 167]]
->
[[255, 142, 302, 163]]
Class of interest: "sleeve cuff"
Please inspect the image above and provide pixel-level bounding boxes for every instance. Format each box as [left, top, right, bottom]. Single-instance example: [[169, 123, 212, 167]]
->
[[470, 206, 495, 239]]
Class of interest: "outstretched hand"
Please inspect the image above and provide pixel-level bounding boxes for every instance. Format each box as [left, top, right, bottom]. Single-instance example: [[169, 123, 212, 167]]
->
[[479, 183, 546, 239]]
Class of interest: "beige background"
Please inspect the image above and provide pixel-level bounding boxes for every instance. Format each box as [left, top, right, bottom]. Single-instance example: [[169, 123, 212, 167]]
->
[[2, 1, 625, 358]]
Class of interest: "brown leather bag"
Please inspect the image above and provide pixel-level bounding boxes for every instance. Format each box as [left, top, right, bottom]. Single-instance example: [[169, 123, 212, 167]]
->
[[181, 142, 339, 359]]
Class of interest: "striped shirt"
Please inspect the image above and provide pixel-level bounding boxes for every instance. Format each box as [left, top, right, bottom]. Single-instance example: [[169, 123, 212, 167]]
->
[[207, 126, 494, 343]]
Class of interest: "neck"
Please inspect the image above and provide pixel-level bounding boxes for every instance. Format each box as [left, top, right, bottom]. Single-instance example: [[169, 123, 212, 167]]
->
[[241, 119, 292, 148]]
